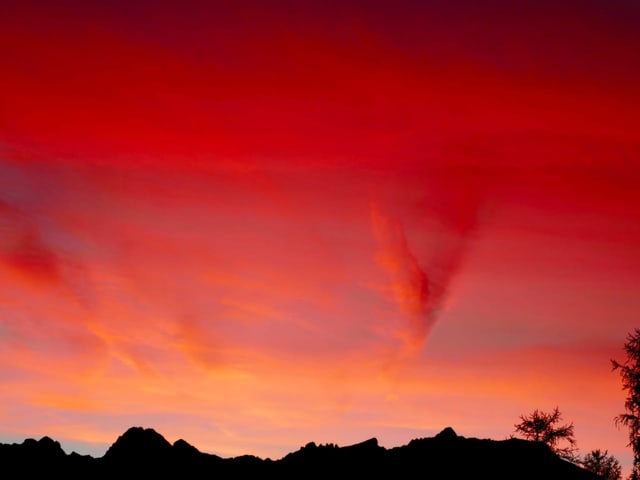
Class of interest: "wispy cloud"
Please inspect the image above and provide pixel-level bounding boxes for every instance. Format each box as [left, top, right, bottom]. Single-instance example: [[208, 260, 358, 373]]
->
[[371, 204, 430, 350]]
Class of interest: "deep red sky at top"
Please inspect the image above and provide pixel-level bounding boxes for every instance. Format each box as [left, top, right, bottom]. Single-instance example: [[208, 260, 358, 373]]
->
[[1, 0, 639, 472]]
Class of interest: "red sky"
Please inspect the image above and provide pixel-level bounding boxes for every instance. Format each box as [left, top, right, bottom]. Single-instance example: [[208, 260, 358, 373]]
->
[[1, 0, 640, 473]]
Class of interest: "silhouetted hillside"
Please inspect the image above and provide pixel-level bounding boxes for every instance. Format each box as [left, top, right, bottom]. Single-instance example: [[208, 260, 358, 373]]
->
[[0, 426, 601, 479]]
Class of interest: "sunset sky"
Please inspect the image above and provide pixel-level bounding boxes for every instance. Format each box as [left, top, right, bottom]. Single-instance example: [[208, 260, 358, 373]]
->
[[1, 0, 639, 473]]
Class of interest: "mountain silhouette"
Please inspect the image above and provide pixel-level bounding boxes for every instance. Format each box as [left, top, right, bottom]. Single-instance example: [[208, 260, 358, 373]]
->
[[104, 427, 172, 461], [0, 426, 601, 479]]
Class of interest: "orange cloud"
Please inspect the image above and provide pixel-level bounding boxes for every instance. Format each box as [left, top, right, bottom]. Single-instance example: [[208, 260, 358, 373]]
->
[[370, 204, 430, 350]]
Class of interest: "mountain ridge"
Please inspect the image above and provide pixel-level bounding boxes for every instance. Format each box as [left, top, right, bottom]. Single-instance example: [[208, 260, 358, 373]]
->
[[0, 426, 601, 479]]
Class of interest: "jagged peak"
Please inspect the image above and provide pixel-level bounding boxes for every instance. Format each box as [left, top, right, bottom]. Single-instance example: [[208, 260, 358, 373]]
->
[[344, 437, 379, 450], [19, 436, 66, 457], [435, 427, 458, 440], [103, 426, 172, 459], [173, 438, 200, 454]]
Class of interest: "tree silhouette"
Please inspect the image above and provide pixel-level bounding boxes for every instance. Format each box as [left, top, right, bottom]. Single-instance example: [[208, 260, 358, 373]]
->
[[582, 449, 622, 480], [514, 406, 578, 461], [612, 328, 640, 480]]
